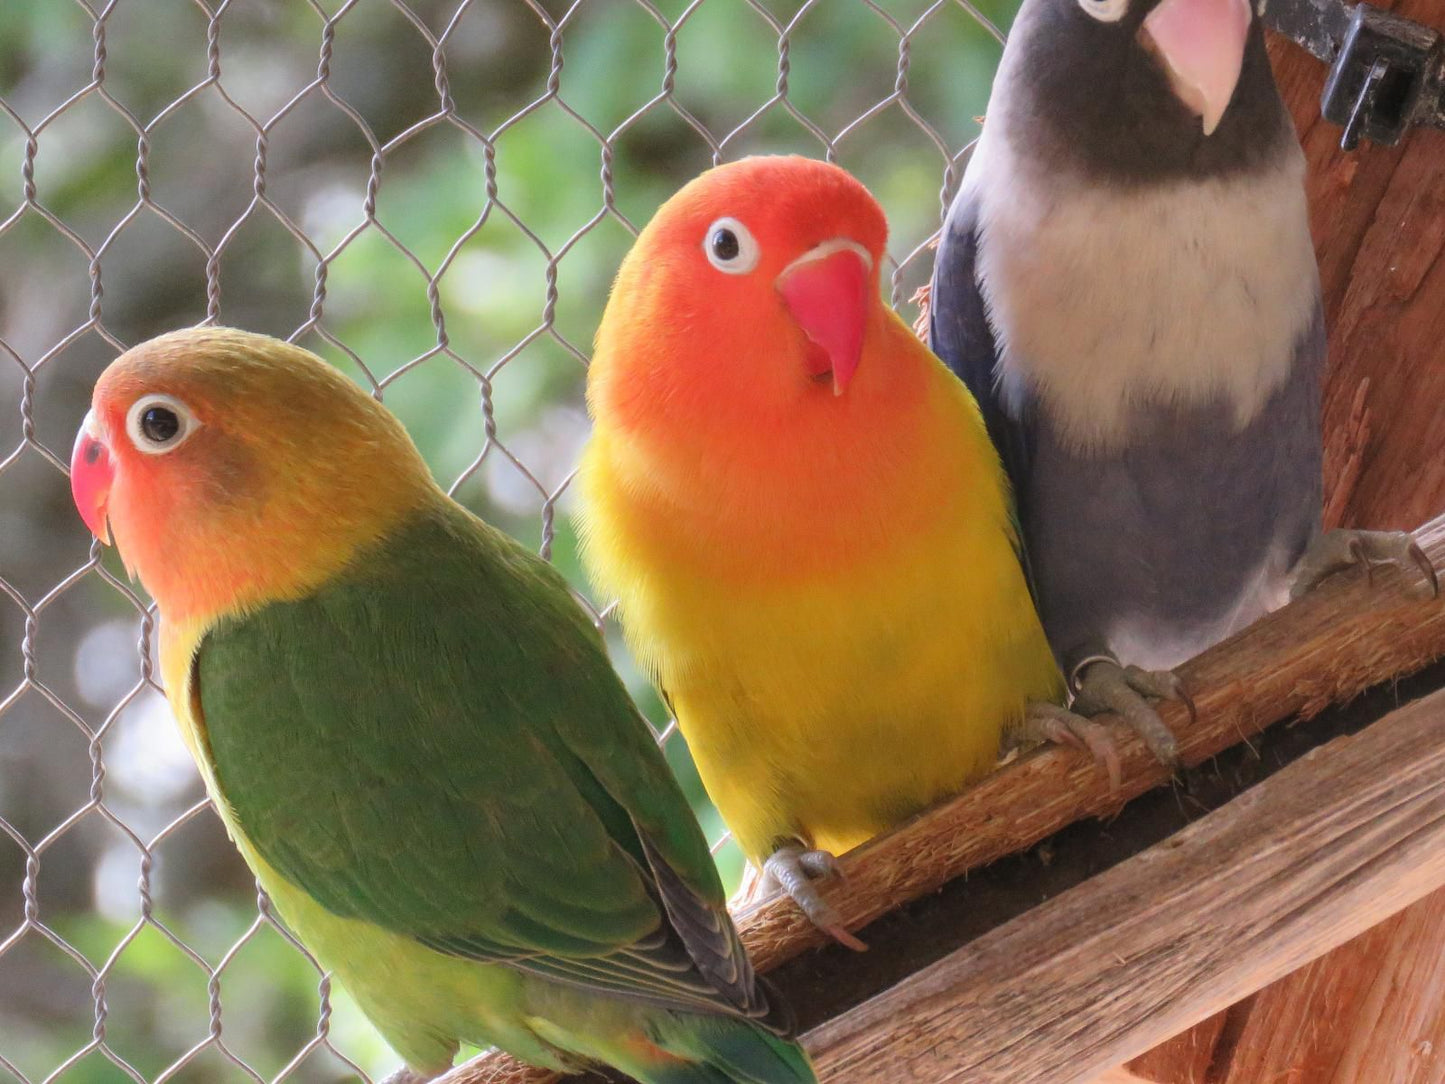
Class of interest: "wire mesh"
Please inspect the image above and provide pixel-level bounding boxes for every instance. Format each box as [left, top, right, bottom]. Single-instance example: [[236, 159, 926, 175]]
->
[[0, 1, 1008, 1080]]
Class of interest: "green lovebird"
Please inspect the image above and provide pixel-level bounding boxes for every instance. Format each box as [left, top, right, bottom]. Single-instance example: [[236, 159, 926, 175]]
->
[[68, 327, 814, 1084]]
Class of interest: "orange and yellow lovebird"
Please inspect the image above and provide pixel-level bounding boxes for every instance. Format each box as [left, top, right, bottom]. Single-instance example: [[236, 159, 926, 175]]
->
[[578, 156, 1090, 946]]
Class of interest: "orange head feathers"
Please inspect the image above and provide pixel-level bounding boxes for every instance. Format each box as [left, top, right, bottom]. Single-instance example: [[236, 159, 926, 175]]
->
[[70, 327, 433, 624], [590, 155, 891, 433], [584, 156, 981, 577]]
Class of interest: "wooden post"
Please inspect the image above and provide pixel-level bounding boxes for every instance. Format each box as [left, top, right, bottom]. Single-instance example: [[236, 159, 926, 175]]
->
[[1274, 5, 1445, 531]]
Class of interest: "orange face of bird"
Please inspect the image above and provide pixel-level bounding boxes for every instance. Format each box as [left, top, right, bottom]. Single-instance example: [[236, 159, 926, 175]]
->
[[590, 156, 892, 436], [71, 335, 304, 630], [72, 368, 207, 558], [69, 328, 430, 622]]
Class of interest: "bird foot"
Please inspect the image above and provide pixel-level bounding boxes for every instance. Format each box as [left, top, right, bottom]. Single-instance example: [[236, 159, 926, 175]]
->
[[1289, 528, 1438, 601], [1070, 658, 1195, 771], [380, 1069, 433, 1084], [1012, 700, 1123, 791], [761, 843, 867, 952]]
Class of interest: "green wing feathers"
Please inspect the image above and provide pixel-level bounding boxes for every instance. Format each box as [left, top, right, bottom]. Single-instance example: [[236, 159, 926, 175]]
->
[[195, 500, 781, 1028]]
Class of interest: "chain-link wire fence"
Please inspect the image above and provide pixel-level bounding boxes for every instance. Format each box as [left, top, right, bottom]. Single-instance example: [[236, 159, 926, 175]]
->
[[0, 1, 1011, 1079]]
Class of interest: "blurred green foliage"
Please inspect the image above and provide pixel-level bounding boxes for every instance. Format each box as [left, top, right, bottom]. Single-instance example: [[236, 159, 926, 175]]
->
[[0, 0, 1017, 1080]]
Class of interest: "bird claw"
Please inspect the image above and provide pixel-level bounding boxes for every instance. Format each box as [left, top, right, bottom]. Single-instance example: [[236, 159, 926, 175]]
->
[[1014, 700, 1123, 791], [762, 844, 867, 952], [379, 1069, 433, 1084], [1119, 664, 1197, 726], [1070, 658, 1188, 770], [1290, 528, 1439, 601]]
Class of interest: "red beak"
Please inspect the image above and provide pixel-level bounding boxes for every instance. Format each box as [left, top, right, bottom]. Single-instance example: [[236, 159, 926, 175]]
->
[[71, 410, 114, 545], [776, 240, 872, 396]]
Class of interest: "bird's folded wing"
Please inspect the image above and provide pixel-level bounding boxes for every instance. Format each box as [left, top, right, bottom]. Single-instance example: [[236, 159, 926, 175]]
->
[[192, 502, 771, 1023]]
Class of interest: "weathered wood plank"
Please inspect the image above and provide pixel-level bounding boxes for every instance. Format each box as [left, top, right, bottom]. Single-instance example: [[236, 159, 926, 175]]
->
[[808, 687, 1445, 1083], [444, 514, 1444, 1083]]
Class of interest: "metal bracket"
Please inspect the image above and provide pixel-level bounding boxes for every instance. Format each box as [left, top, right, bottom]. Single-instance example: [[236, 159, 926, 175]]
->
[[1265, 0, 1445, 149]]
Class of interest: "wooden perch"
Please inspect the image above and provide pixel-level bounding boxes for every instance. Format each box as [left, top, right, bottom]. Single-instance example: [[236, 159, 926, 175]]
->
[[808, 685, 1445, 1082], [696, 519, 1441, 976], [445, 516, 1445, 1084]]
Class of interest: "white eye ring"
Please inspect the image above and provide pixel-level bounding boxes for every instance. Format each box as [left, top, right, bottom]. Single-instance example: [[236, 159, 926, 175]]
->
[[1077, 0, 1128, 21], [125, 393, 200, 456], [703, 217, 761, 275]]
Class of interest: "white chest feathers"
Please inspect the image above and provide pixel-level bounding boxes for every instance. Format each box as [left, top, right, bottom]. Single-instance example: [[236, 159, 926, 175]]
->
[[966, 131, 1320, 452]]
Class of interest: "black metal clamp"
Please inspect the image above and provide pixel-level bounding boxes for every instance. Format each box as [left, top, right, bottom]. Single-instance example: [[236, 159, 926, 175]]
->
[[1265, 0, 1445, 149]]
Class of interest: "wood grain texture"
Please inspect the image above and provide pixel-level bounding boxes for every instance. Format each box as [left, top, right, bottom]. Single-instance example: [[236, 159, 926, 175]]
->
[[1266, 11, 1445, 531], [442, 516, 1445, 1083], [1119, 1008, 1233, 1084], [1210, 892, 1445, 1084], [1128, 827, 1445, 1084], [808, 687, 1445, 1083]]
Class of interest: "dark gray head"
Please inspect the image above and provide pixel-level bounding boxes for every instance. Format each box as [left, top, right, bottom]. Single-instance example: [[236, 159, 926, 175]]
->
[[993, 0, 1297, 182]]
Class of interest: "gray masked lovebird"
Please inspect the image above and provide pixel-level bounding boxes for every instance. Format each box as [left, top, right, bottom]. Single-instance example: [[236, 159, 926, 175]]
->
[[926, 0, 1436, 754], [67, 327, 814, 1084]]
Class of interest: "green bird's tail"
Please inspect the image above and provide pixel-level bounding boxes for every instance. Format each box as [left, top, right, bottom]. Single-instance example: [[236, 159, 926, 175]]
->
[[626, 1013, 817, 1084]]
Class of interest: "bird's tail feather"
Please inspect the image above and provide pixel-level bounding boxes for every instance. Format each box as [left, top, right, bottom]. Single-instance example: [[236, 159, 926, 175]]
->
[[637, 1015, 816, 1084]]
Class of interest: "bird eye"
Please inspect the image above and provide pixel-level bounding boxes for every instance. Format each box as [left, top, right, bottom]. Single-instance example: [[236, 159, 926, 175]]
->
[[124, 393, 199, 455], [703, 217, 760, 275], [1077, 0, 1128, 21]]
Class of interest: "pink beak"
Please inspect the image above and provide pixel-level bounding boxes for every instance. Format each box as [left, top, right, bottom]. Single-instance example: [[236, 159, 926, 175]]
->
[[776, 240, 872, 396], [1141, 0, 1253, 136], [71, 410, 114, 545]]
